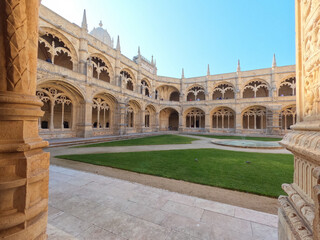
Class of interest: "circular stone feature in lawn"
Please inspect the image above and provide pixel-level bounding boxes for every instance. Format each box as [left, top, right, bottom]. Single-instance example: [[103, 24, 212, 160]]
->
[[211, 139, 283, 149]]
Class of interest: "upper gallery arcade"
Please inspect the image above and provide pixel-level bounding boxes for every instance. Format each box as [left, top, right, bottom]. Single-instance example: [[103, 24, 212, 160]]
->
[[37, 5, 296, 139]]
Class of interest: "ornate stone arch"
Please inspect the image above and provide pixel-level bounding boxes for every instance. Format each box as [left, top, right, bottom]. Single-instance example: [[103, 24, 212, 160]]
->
[[125, 99, 142, 129], [88, 53, 114, 82], [212, 82, 235, 100], [241, 105, 267, 129], [120, 68, 136, 91], [36, 80, 85, 133], [278, 75, 296, 96], [279, 104, 297, 130], [38, 26, 78, 64], [186, 84, 205, 101], [145, 104, 156, 129], [242, 79, 270, 98], [210, 106, 236, 129], [91, 92, 118, 130], [140, 78, 151, 96], [184, 107, 205, 129], [37, 79, 85, 102]]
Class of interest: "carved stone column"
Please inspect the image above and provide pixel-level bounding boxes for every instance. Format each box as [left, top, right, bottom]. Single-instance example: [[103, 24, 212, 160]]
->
[[118, 102, 127, 135], [155, 111, 160, 132], [76, 100, 93, 138], [205, 113, 211, 132], [141, 109, 145, 133], [278, 1, 320, 239], [178, 108, 183, 132], [0, 0, 49, 239]]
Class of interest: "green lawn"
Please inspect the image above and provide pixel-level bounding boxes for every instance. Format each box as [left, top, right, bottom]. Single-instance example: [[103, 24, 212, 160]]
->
[[57, 149, 293, 197], [75, 134, 196, 148], [195, 134, 282, 142]]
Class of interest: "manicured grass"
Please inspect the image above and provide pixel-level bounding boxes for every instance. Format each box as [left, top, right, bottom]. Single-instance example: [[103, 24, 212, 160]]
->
[[75, 134, 197, 148], [195, 134, 282, 142], [57, 149, 293, 197]]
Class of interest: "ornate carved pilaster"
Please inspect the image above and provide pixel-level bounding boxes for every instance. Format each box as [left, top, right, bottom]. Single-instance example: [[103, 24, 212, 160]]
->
[[278, 0, 320, 239], [0, 0, 49, 239]]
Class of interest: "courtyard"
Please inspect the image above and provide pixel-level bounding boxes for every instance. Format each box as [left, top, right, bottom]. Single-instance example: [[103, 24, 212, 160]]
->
[[47, 134, 290, 239]]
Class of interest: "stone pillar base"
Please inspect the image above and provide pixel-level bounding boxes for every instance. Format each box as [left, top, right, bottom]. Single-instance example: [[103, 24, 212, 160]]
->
[[76, 124, 93, 138]]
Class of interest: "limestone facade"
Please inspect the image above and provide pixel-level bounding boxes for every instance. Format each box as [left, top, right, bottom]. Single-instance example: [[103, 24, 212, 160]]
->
[[36, 5, 296, 139], [278, 0, 320, 239]]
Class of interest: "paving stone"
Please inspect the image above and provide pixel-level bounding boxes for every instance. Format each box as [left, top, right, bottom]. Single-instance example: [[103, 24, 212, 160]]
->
[[201, 210, 252, 236], [50, 212, 93, 237], [77, 225, 125, 240], [161, 200, 204, 221], [251, 222, 278, 240], [167, 192, 197, 206], [234, 206, 278, 228], [48, 165, 279, 240], [194, 198, 235, 216], [161, 213, 214, 240]]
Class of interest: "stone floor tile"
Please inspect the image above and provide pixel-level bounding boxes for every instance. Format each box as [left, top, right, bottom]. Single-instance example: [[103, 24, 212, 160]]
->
[[167, 192, 197, 206], [165, 230, 201, 240], [129, 188, 169, 209], [212, 227, 254, 240], [48, 189, 75, 207], [91, 208, 168, 240], [234, 207, 278, 227], [49, 181, 81, 195], [48, 205, 64, 221], [71, 187, 108, 204], [123, 201, 169, 225], [50, 212, 93, 237], [201, 210, 252, 236], [77, 225, 125, 240], [99, 196, 132, 212], [251, 222, 278, 240], [48, 165, 279, 240], [66, 176, 93, 187], [161, 200, 204, 221], [47, 224, 77, 240], [98, 185, 134, 199], [194, 198, 235, 216], [161, 213, 214, 240], [54, 195, 102, 220]]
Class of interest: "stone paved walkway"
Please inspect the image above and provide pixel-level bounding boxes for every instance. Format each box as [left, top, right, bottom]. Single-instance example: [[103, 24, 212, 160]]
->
[[47, 134, 290, 157], [48, 165, 278, 240]]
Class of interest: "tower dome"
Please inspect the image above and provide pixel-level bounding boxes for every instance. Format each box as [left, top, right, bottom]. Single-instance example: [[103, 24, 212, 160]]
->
[[90, 21, 113, 47]]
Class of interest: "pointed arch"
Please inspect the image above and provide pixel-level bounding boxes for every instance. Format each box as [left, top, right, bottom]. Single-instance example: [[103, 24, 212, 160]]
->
[[184, 108, 205, 129], [38, 27, 78, 64], [88, 53, 114, 82], [212, 82, 235, 100], [242, 105, 266, 129], [186, 85, 205, 101], [242, 79, 270, 98], [210, 106, 235, 129]]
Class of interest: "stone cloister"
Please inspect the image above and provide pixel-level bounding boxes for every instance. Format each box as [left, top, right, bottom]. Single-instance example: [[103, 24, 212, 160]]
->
[[34, 5, 296, 140], [1, 0, 320, 239]]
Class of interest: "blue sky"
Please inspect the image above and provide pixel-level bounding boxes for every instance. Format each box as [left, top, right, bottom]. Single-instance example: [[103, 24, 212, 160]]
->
[[42, 0, 295, 78]]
